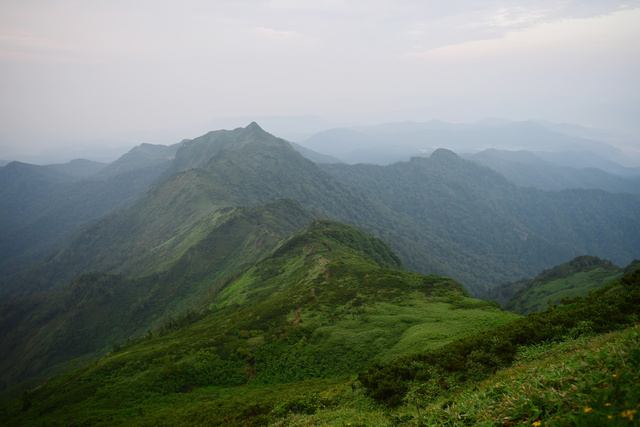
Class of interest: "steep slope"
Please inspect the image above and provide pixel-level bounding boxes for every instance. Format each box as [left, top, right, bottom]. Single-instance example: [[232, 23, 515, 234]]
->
[[2, 220, 516, 425], [0, 199, 316, 391], [0, 123, 409, 299], [5, 124, 640, 300], [321, 150, 640, 293], [504, 256, 640, 315], [0, 144, 177, 279]]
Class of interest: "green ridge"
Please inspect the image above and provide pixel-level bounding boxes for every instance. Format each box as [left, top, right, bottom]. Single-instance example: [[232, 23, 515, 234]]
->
[[1, 220, 516, 425], [505, 255, 638, 315]]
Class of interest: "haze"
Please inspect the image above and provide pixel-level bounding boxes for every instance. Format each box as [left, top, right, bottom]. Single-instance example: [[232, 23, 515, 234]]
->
[[1, 0, 639, 162]]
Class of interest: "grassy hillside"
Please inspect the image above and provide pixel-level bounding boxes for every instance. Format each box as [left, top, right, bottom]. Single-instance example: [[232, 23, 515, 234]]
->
[[1, 220, 516, 424], [358, 268, 640, 408], [504, 256, 640, 315], [3, 256, 638, 426], [0, 199, 316, 392]]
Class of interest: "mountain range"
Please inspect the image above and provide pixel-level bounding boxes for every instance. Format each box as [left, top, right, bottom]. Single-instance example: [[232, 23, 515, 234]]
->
[[1, 122, 639, 425], [298, 118, 640, 169]]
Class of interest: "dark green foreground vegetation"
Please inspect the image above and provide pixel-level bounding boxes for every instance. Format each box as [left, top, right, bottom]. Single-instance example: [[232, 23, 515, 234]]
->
[[2, 229, 639, 425]]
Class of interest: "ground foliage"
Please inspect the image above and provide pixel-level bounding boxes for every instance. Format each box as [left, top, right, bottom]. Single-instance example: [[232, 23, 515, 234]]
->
[[0, 199, 316, 392], [503, 256, 639, 314], [358, 268, 640, 408], [1, 220, 515, 425], [2, 268, 638, 425]]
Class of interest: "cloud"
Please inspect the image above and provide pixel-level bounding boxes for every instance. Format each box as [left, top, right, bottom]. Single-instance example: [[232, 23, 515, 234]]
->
[[1, 0, 639, 155], [402, 3, 640, 59]]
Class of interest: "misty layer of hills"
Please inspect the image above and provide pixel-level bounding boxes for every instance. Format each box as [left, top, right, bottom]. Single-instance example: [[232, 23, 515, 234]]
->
[[2, 121, 639, 293], [0, 121, 639, 405]]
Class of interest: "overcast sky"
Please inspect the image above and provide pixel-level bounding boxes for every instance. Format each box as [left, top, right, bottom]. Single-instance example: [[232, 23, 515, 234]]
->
[[1, 0, 639, 160]]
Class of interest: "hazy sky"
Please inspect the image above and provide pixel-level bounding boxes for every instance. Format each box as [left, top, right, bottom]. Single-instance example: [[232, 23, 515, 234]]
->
[[1, 0, 639, 160]]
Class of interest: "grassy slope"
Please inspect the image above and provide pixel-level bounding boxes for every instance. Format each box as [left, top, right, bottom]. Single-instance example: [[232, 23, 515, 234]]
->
[[505, 256, 639, 315], [4, 264, 639, 426], [0, 199, 316, 394], [2, 220, 516, 425], [267, 325, 640, 426]]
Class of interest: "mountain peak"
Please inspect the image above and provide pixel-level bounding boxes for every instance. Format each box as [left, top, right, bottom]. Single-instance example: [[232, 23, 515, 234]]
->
[[245, 121, 263, 131], [429, 148, 458, 160], [239, 121, 271, 140]]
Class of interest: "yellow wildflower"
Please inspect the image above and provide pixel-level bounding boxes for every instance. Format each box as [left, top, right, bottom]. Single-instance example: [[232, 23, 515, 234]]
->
[[532, 421, 542, 426], [584, 407, 593, 413], [622, 409, 637, 420]]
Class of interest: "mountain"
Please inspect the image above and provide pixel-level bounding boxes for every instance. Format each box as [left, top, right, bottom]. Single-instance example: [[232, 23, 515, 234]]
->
[[320, 150, 640, 293], [300, 128, 410, 164], [45, 159, 107, 179], [300, 119, 638, 169], [93, 142, 180, 180], [2, 219, 516, 424], [467, 149, 640, 193], [2, 122, 640, 425], [0, 123, 419, 300], [4, 123, 640, 298], [0, 198, 316, 391], [288, 140, 344, 164], [503, 256, 640, 315], [0, 144, 177, 279]]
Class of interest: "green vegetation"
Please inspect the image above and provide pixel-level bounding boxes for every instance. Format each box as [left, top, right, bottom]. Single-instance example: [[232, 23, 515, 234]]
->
[[0, 145, 178, 282], [2, 123, 640, 425], [1, 220, 516, 425], [0, 199, 316, 392], [504, 255, 638, 314], [5, 124, 639, 302], [3, 263, 638, 425], [358, 268, 640, 408], [321, 151, 640, 294]]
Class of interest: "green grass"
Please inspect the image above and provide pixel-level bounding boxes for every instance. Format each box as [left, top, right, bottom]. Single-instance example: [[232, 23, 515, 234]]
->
[[8, 326, 637, 426], [7, 224, 637, 426], [508, 262, 623, 315], [397, 324, 640, 426], [264, 325, 640, 426], [1, 221, 519, 425]]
